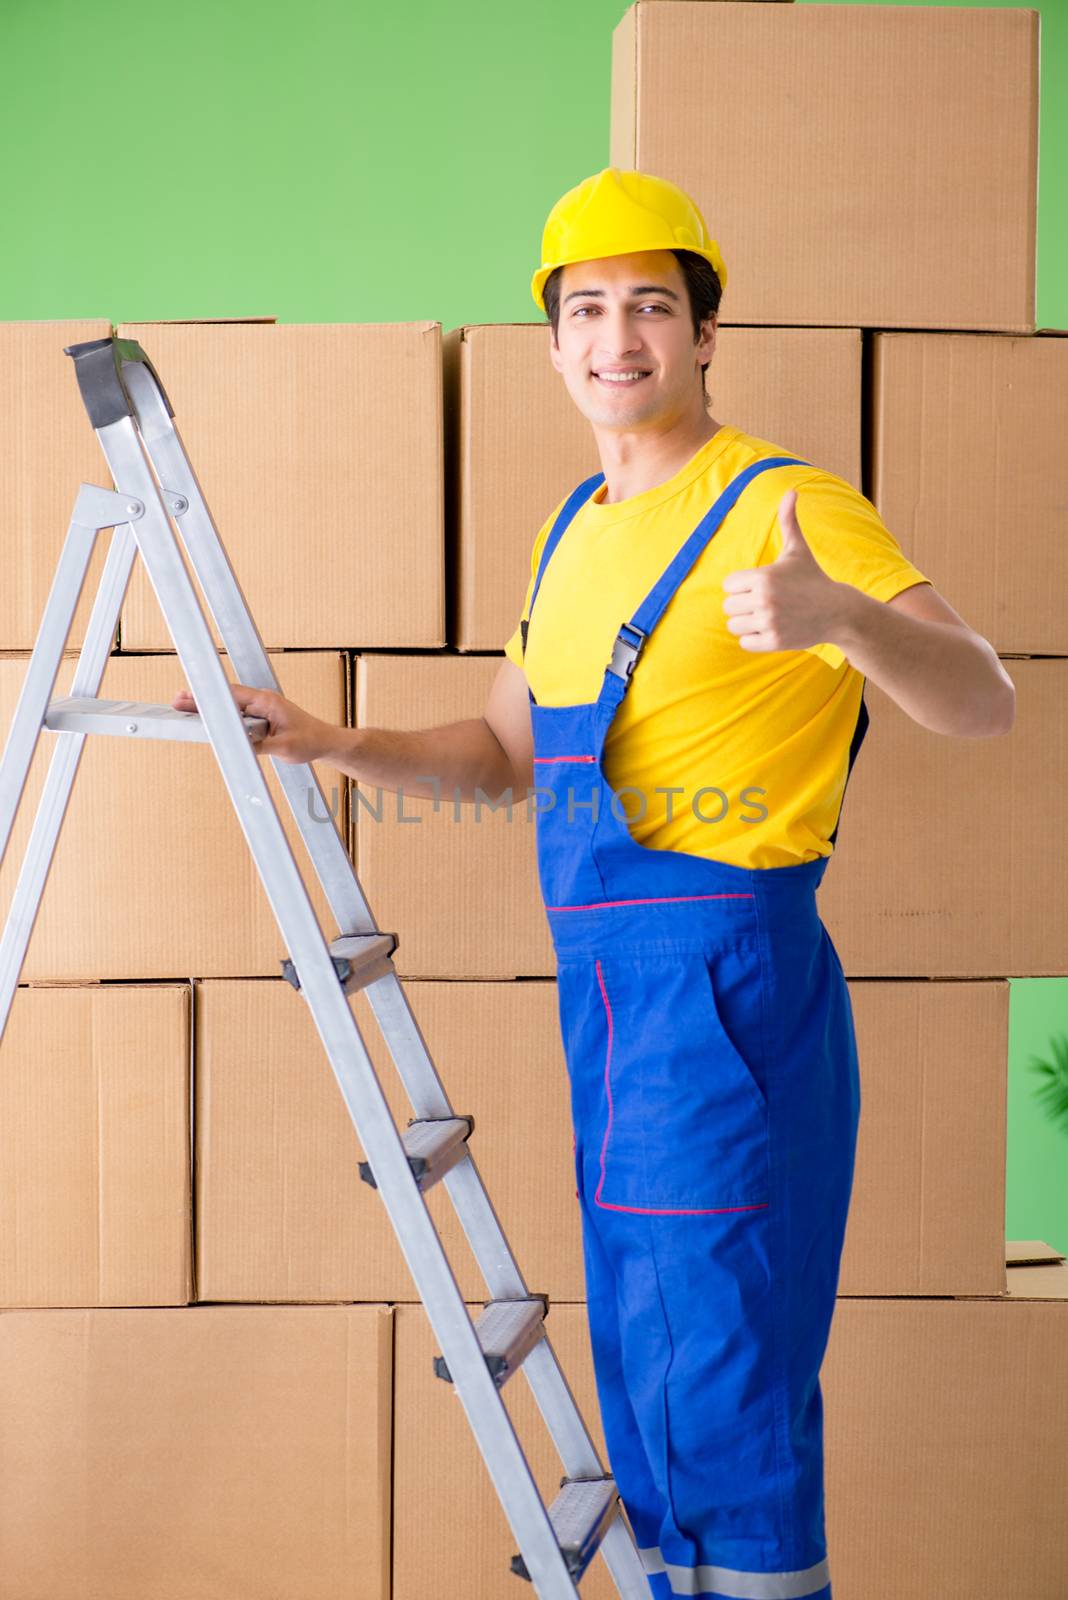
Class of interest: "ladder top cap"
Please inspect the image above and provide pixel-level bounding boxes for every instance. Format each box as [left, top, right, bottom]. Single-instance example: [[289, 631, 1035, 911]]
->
[[63, 335, 175, 429]]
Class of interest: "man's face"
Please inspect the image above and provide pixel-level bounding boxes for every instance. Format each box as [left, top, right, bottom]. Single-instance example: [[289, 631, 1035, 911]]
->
[[549, 249, 716, 431]]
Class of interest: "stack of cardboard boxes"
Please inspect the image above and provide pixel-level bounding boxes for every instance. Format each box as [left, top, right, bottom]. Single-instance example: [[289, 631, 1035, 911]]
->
[[0, 3, 1065, 1597]]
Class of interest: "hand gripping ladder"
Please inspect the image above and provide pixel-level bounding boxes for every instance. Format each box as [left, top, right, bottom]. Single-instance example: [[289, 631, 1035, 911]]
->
[[0, 336, 650, 1599]]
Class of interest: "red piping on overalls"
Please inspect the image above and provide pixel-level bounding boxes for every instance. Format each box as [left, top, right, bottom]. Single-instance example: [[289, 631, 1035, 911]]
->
[[550, 893, 755, 912]]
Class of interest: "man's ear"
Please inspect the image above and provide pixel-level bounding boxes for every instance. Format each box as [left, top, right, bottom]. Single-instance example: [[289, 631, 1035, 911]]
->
[[697, 313, 717, 367], [548, 326, 563, 376]]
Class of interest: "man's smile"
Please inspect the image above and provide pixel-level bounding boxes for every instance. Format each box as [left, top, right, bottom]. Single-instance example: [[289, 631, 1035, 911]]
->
[[591, 367, 653, 386]]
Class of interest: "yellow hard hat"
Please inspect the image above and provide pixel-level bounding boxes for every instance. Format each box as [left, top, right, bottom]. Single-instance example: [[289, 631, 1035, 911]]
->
[[531, 167, 727, 312]]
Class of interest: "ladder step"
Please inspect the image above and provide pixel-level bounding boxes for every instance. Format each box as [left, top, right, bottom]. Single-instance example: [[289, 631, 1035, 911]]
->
[[433, 1295, 549, 1389], [280, 933, 398, 996], [43, 697, 268, 744], [510, 1477, 620, 1585], [359, 1114, 474, 1193]]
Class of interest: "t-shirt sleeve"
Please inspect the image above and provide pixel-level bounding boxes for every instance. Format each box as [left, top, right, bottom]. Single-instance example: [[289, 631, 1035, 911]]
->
[[781, 473, 931, 672], [502, 502, 564, 667], [503, 560, 536, 667]]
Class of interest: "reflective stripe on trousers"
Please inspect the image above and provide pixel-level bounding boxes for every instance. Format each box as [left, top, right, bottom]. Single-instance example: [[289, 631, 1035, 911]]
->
[[524, 460, 865, 1600]]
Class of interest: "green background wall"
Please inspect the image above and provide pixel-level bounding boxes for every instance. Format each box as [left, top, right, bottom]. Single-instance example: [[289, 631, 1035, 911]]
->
[[2, 0, 1064, 1254]]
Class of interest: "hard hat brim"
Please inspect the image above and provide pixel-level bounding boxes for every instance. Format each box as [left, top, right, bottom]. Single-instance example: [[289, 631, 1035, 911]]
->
[[530, 244, 726, 314]]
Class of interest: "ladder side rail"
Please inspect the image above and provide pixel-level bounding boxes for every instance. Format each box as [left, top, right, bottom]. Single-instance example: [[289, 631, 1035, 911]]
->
[[591, 1517, 650, 1599], [369, 976, 631, 1492], [368, 971, 538, 1287], [86, 412, 582, 1599], [509, 1341, 656, 1592], [364, 918, 651, 1595], [518, 1336, 609, 1481], [0, 507, 100, 869], [366, 970, 637, 1554], [120, 360, 377, 936], [0, 512, 139, 1047]]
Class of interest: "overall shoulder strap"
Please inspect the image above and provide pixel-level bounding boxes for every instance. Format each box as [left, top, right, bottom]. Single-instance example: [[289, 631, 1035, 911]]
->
[[520, 471, 604, 657], [597, 456, 812, 700]]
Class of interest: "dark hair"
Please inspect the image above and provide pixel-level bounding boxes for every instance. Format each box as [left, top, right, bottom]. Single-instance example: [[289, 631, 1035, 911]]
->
[[541, 248, 722, 406]]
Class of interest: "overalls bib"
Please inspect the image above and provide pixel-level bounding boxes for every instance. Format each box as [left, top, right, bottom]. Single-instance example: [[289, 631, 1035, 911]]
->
[[523, 460, 865, 1600]]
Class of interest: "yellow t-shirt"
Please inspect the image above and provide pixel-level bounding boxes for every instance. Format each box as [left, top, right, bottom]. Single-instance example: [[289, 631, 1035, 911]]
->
[[503, 423, 930, 868]]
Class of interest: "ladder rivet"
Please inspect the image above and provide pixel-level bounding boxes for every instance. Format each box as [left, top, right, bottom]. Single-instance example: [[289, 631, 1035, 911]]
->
[[126, 723, 137, 733], [126, 502, 141, 516]]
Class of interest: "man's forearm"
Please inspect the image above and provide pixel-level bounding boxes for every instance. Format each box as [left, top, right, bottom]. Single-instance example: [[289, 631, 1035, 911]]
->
[[830, 585, 1016, 738], [322, 718, 517, 804]]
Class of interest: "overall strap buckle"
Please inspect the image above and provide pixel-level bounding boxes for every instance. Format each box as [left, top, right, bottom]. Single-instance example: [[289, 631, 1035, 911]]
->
[[608, 622, 647, 680]]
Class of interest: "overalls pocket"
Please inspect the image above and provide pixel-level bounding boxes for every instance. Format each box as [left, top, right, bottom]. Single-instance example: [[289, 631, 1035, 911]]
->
[[579, 946, 770, 1216]]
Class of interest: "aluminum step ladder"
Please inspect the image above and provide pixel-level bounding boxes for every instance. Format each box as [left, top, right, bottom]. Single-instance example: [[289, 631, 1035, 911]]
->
[[0, 335, 651, 1599]]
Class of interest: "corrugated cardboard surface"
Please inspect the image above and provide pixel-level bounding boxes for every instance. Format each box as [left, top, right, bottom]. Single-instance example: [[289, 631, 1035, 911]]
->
[[395, 1293, 1067, 1600], [113, 321, 445, 650], [354, 653, 1064, 980], [0, 319, 115, 652], [353, 652, 552, 979], [610, 2, 1038, 331], [839, 980, 1006, 1297], [822, 1298, 1067, 1598], [872, 331, 1068, 655], [194, 976, 1005, 1303], [0, 1304, 392, 1600], [1004, 1257, 1068, 1299], [0, 650, 349, 979], [446, 324, 862, 651], [0, 984, 191, 1308], [822, 659, 1067, 977]]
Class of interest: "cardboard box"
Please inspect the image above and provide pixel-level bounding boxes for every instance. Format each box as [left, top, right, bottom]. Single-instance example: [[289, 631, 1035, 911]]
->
[[822, 1293, 1067, 1598], [194, 976, 1006, 1304], [839, 979, 1007, 1297], [113, 320, 445, 650], [822, 658, 1066, 977], [354, 653, 1065, 980], [444, 323, 862, 651], [610, 1, 1038, 332], [872, 330, 1068, 654], [0, 1304, 392, 1600], [0, 983, 192, 1308], [0, 649, 350, 980], [394, 1283, 1068, 1600], [0, 319, 116, 652]]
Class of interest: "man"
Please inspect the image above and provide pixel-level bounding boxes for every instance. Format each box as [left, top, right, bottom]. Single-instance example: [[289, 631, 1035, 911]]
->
[[172, 168, 1014, 1600]]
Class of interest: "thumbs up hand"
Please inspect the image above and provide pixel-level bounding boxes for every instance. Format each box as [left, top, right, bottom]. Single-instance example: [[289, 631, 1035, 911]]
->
[[721, 488, 847, 654]]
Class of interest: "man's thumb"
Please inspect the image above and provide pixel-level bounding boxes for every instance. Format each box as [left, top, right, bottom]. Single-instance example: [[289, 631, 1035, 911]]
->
[[777, 489, 809, 555]]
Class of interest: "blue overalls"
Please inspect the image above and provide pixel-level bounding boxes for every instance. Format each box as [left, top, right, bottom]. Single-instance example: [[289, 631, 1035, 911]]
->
[[522, 460, 865, 1600]]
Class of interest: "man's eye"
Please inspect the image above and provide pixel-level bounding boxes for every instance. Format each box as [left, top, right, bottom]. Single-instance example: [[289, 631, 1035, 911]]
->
[[572, 303, 668, 317]]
